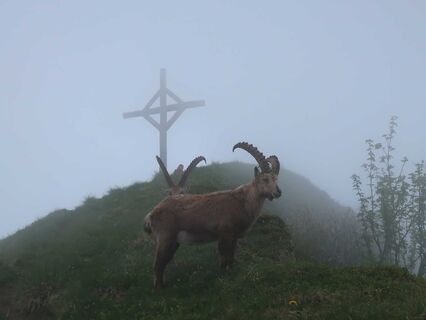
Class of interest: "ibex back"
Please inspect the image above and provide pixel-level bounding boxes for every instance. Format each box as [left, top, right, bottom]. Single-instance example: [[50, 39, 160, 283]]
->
[[144, 142, 281, 288]]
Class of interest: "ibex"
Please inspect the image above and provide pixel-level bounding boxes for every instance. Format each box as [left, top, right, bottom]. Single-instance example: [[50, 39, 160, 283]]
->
[[144, 142, 281, 288], [155, 155, 206, 195]]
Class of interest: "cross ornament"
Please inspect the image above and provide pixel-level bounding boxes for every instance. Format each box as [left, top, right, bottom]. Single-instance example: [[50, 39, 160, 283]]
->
[[123, 69, 205, 168]]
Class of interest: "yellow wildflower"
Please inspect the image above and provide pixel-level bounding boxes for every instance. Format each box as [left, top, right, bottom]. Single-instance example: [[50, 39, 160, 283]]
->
[[288, 300, 298, 306]]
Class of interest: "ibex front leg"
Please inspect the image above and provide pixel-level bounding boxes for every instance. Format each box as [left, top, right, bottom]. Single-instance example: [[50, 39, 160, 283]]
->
[[218, 233, 237, 270], [153, 235, 179, 288]]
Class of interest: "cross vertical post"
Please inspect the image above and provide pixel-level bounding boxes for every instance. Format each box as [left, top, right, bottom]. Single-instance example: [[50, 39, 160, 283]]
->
[[122, 69, 205, 170], [159, 68, 168, 167]]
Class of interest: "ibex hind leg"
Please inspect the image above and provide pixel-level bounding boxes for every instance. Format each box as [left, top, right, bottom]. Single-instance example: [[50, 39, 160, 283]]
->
[[218, 234, 237, 270], [153, 236, 179, 288]]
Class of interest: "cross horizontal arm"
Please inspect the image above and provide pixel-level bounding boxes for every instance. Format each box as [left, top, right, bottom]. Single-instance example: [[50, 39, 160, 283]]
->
[[122, 100, 205, 119], [122, 110, 161, 130], [145, 100, 205, 115], [122, 110, 145, 119], [122, 89, 161, 119]]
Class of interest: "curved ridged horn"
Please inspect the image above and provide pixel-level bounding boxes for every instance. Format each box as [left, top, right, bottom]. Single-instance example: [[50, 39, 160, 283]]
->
[[232, 142, 270, 172], [266, 155, 280, 175], [178, 156, 206, 187], [156, 156, 175, 188]]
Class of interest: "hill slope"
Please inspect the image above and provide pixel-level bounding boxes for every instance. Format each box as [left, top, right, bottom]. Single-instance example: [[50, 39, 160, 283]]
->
[[1, 162, 426, 319]]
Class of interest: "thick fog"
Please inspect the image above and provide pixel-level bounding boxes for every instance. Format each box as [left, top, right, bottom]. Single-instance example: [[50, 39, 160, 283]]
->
[[1, 1, 425, 239]]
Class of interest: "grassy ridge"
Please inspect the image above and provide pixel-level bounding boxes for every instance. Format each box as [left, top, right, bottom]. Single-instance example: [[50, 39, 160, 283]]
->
[[0, 162, 426, 319]]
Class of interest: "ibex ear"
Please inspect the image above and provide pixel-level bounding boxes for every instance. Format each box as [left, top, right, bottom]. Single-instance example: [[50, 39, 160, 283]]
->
[[254, 166, 260, 177]]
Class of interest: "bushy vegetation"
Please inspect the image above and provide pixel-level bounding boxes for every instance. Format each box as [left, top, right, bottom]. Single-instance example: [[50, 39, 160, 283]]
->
[[1, 162, 425, 319], [352, 116, 426, 276]]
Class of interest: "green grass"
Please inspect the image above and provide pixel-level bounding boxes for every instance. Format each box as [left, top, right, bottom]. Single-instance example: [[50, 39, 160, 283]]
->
[[0, 162, 425, 319]]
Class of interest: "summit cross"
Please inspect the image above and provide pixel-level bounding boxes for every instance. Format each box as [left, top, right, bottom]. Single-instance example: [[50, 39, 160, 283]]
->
[[123, 69, 205, 168]]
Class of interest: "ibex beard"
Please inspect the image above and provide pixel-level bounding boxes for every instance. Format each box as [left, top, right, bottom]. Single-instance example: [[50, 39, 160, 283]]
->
[[144, 142, 281, 288]]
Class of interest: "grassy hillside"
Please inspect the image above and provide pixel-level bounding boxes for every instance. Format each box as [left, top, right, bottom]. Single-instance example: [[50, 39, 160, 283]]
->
[[1, 162, 426, 319]]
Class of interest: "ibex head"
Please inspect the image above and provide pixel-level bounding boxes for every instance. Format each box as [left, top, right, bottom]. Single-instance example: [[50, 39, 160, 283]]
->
[[233, 142, 282, 201], [156, 155, 206, 195]]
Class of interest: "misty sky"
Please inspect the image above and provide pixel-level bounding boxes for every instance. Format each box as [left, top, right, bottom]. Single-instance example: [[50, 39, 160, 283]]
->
[[1, 1, 426, 239]]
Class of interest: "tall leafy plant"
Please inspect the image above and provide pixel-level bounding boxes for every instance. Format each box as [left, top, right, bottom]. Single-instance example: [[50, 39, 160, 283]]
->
[[352, 117, 413, 267]]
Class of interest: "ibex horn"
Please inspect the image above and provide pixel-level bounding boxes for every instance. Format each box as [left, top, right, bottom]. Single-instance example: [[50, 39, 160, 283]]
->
[[266, 155, 280, 175], [232, 142, 270, 173], [178, 156, 206, 187], [156, 156, 175, 188]]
